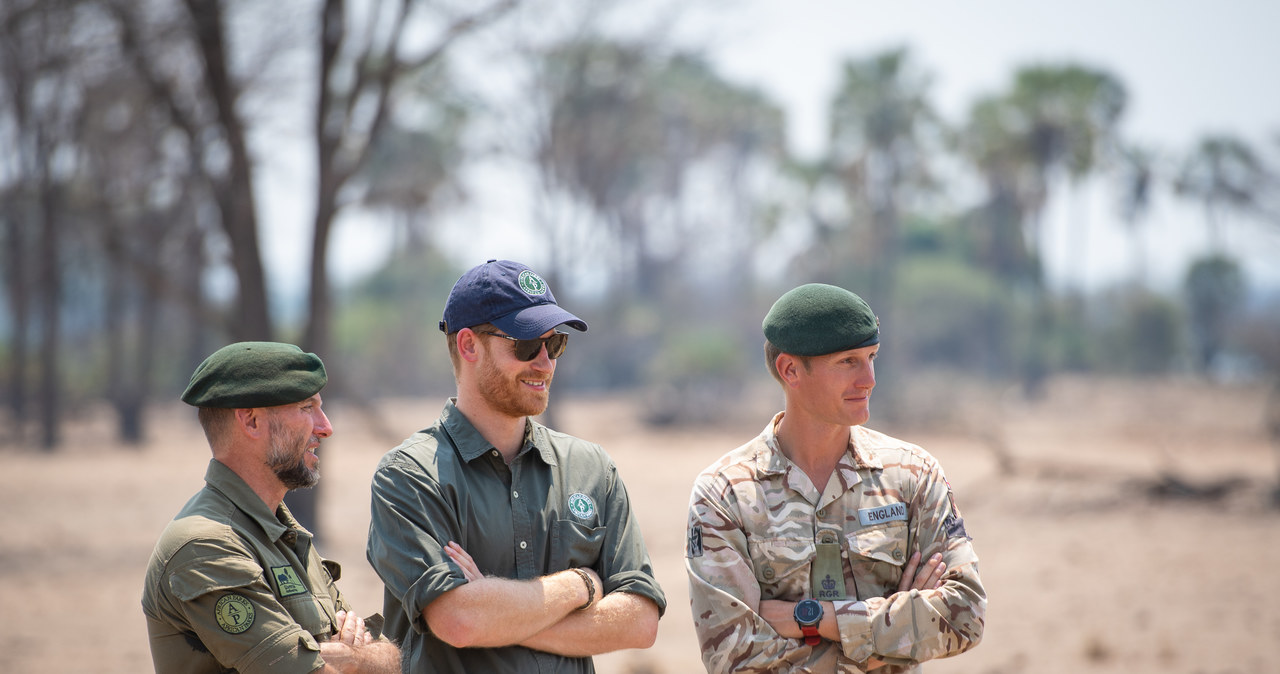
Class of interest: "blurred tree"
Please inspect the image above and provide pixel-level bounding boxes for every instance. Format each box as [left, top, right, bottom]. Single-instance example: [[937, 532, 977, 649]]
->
[[957, 63, 1127, 395], [1175, 134, 1274, 250], [825, 47, 941, 314], [301, 0, 518, 367], [1184, 254, 1246, 373], [1114, 143, 1157, 287], [530, 38, 786, 396], [0, 0, 88, 448]]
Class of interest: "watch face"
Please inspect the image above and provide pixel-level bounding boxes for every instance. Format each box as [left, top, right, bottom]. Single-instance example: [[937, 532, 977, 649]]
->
[[794, 599, 822, 624]]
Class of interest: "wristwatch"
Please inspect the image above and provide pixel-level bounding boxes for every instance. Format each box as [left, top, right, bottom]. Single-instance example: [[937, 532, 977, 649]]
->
[[793, 598, 823, 646]]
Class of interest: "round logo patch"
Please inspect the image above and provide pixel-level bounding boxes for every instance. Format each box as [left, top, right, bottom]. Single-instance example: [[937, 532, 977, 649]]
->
[[518, 270, 548, 296], [215, 594, 256, 634], [567, 492, 595, 520]]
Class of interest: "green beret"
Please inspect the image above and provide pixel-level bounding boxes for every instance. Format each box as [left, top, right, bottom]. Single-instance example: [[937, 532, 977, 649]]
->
[[763, 283, 880, 356], [181, 342, 327, 408]]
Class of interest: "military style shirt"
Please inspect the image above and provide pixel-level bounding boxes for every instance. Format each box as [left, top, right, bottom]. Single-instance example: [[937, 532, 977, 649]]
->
[[142, 459, 353, 673], [686, 413, 985, 673], [367, 398, 666, 674]]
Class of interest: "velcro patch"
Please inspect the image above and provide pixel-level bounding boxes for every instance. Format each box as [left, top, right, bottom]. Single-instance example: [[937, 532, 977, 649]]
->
[[687, 525, 704, 558], [271, 565, 308, 598], [858, 502, 907, 527]]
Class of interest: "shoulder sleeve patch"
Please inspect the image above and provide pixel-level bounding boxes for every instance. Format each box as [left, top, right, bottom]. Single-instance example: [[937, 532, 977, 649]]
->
[[214, 594, 256, 633], [687, 524, 704, 558]]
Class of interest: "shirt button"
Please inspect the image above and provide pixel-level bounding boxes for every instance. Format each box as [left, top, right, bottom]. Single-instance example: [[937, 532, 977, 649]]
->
[[893, 549, 904, 560], [817, 509, 827, 518], [520, 541, 528, 550], [512, 491, 519, 499], [762, 567, 775, 580], [491, 450, 500, 457]]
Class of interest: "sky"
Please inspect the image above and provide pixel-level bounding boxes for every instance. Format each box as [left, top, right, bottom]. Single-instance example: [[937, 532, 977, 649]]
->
[[262, 0, 1280, 304]]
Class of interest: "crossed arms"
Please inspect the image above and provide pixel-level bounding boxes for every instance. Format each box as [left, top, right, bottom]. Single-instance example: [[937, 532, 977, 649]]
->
[[427, 541, 659, 656]]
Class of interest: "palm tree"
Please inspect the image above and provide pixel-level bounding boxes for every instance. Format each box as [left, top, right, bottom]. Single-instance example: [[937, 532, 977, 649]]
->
[[1175, 134, 1272, 252], [825, 47, 941, 313]]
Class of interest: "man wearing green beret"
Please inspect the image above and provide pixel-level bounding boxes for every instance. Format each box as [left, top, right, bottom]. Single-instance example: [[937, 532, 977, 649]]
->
[[685, 284, 986, 673], [142, 342, 399, 673]]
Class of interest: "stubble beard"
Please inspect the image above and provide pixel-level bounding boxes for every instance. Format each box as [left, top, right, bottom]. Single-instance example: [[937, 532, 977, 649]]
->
[[267, 417, 320, 490]]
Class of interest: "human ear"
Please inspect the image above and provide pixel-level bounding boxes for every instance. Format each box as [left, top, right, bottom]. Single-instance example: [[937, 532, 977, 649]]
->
[[458, 329, 482, 364]]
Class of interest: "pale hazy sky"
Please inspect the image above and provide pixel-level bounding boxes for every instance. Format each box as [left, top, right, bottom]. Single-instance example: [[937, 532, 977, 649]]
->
[[264, 0, 1280, 301]]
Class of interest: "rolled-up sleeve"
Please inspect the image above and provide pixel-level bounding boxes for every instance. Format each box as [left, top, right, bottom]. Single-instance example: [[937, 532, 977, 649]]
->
[[367, 456, 467, 632]]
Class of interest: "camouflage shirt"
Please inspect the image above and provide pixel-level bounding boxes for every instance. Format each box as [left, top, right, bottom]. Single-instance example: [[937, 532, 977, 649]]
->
[[686, 413, 985, 673]]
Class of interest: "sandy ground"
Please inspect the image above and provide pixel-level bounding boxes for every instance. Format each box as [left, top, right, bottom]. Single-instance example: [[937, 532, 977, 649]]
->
[[2, 374, 1278, 674]]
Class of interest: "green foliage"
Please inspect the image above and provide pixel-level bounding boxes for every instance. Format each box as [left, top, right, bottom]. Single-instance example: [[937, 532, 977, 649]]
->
[[642, 326, 750, 426], [891, 256, 1014, 376], [332, 249, 462, 397], [1184, 254, 1247, 371], [1098, 289, 1185, 375]]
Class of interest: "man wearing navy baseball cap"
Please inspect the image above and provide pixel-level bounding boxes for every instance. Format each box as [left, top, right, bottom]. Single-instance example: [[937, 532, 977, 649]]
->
[[368, 260, 666, 673]]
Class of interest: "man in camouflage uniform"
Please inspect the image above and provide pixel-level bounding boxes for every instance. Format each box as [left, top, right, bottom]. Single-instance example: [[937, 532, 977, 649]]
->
[[686, 284, 985, 673], [142, 342, 399, 673]]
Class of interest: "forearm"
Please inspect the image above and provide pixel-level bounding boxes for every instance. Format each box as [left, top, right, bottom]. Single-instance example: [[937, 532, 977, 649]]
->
[[520, 591, 659, 656], [834, 571, 986, 664], [423, 569, 589, 648], [316, 639, 400, 674]]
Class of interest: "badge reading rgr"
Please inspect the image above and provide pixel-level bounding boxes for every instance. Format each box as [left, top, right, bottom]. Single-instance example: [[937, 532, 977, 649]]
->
[[215, 594, 256, 634], [567, 492, 595, 520], [518, 270, 547, 296]]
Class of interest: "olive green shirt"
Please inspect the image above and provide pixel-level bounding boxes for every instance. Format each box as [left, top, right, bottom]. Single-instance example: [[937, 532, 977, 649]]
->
[[142, 459, 353, 673], [367, 398, 666, 673]]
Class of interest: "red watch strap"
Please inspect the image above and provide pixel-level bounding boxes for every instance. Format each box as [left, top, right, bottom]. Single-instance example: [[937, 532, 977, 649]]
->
[[801, 624, 820, 646]]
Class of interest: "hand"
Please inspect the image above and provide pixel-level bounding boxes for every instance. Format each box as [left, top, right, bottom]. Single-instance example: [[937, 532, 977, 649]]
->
[[897, 551, 946, 593], [445, 541, 483, 582], [326, 610, 373, 647]]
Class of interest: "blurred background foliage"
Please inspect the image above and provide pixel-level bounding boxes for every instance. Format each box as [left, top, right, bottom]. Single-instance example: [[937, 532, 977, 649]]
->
[[3, 0, 1279, 453]]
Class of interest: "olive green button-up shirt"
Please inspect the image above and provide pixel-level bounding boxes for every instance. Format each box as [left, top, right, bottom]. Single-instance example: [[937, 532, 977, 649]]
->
[[368, 398, 666, 673], [142, 459, 352, 673]]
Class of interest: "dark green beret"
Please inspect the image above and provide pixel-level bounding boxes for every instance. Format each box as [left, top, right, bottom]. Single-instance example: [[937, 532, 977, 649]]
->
[[763, 283, 880, 356], [181, 342, 327, 408]]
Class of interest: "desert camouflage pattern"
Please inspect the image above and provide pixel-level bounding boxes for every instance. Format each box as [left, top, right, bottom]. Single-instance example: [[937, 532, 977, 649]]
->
[[686, 413, 985, 673]]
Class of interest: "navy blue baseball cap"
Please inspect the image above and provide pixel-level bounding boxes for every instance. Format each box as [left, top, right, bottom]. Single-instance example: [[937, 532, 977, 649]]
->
[[439, 260, 588, 339]]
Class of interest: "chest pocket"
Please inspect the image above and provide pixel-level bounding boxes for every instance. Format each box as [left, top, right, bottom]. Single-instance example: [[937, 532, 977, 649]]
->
[[846, 521, 909, 599], [550, 519, 606, 571], [748, 537, 814, 600]]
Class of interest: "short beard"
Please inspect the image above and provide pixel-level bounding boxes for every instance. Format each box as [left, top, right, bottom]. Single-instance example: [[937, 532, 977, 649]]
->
[[475, 340, 550, 419], [266, 417, 320, 490]]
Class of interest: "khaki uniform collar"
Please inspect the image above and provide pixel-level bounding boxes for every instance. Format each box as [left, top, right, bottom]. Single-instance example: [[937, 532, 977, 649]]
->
[[757, 411, 884, 477], [204, 459, 306, 545]]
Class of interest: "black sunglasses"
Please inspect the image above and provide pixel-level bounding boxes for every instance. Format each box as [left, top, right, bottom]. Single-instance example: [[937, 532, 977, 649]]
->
[[475, 330, 569, 361]]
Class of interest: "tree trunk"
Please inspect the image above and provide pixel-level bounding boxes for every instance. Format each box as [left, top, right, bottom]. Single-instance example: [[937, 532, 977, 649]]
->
[[184, 0, 272, 341], [37, 167, 61, 450]]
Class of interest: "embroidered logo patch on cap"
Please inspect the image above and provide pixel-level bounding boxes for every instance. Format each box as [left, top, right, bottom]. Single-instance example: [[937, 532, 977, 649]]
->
[[567, 492, 595, 520], [518, 270, 548, 296], [215, 594, 256, 634]]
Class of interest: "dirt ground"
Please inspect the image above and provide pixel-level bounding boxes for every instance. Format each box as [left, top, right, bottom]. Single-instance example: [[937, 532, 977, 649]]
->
[[2, 374, 1278, 674]]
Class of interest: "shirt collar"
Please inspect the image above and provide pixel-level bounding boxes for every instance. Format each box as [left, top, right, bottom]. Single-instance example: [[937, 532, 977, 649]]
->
[[203, 459, 302, 544], [441, 398, 557, 466], [757, 411, 883, 477]]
